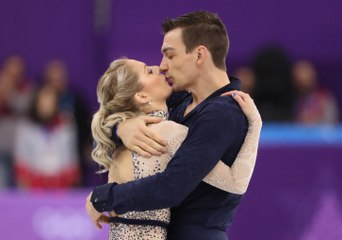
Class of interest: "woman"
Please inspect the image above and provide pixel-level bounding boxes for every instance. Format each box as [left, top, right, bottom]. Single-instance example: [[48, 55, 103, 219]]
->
[[91, 58, 262, 240]]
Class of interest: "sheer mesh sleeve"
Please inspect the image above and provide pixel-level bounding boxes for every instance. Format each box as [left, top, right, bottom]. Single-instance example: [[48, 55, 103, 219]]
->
[[166, 126, 188, 159], [142, 121, 189, 172], [203, 105, 262, 194]]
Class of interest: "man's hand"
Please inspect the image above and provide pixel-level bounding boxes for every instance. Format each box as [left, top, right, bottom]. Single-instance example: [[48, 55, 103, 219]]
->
[[117, 115, 167, 157], [85, 192, 110, 229]]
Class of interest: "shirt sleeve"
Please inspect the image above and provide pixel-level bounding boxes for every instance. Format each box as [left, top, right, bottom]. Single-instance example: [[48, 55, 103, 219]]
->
[[91, 102, 247, 214], [202, 105, 262, 194]]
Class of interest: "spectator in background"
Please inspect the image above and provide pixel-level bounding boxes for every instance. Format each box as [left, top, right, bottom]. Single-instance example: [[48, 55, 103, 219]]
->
[[252, 46, 294, 122], [292, 60, 339, 124], [0, 55, 33, 188], [42, 60, 91, 186], [234, 66, 256, 97], [14, 85, 80, 188]]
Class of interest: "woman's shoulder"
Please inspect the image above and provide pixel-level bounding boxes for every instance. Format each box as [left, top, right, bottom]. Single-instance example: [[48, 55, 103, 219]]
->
[[148, 120, 188, 138]]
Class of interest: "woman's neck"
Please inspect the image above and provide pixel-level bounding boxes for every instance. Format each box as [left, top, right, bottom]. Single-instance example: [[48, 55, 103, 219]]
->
[[144, 102, 168, 114]]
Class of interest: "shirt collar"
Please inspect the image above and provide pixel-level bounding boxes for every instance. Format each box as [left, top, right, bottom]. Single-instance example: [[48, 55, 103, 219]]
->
[[205, 76, 241, 100]]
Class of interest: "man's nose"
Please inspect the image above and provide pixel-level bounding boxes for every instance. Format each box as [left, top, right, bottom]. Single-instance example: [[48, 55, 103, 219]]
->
[[159, 58, 168, 72]]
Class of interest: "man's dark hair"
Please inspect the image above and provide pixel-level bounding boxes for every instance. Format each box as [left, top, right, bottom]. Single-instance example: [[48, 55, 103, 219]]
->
[[162, 10, 229, 71]]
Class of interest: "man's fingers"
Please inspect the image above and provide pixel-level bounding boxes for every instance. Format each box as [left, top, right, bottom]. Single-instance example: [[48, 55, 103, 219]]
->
[[141, 133, 167, 153], [94, 214, 110, 229], [132, 145, 151, 158], [95, 222, 102, 229], [99, 215, 110, 224], [143, 127, 167, 147], [133, 126, 167, 153], [142, 116, 163, 125], [136, 140, 163, 156], [132, 133, 168, 157]]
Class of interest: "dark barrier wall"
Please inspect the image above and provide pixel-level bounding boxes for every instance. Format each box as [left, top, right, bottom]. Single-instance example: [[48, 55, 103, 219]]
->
[[1, 0, 342, 109]]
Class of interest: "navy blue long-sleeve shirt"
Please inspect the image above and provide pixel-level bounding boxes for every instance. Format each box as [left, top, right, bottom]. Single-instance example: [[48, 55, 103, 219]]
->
[[91, 78, 248, 237]]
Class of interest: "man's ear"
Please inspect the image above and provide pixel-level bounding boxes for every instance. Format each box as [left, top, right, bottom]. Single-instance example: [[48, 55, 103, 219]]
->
[[135, 92, 150, 105], [196, 46, 207, 65]]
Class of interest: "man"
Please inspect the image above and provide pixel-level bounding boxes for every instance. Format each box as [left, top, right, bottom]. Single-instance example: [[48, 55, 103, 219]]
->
[[86, 11, 248, 239]]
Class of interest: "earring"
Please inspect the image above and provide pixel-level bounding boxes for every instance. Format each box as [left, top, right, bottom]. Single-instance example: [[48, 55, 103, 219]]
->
[[148, 100, 152, 105]]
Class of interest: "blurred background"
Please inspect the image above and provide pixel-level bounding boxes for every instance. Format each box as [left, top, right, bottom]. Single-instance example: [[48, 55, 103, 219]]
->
[[0, 0, 341, 239]]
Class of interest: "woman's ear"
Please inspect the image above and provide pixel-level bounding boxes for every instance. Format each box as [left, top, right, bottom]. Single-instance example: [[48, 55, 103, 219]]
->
[[135, 92, 150, 105]]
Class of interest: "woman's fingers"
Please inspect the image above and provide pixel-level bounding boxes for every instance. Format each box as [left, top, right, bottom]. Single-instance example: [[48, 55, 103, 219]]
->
[[220, 90, 235, 97], [221, 90, 249, 98], [222, 90, 251, 103], [231, 92, 246, 106]]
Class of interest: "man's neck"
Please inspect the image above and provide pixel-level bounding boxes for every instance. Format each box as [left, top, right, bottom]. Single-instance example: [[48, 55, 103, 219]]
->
[[188, 69, 230, 106]]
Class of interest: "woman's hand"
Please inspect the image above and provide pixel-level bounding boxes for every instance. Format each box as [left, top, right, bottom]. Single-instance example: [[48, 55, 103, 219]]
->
[[221, 90, 260, 121]]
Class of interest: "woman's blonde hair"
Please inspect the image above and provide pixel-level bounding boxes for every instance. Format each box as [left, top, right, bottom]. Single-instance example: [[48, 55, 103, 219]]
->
[[91, 58, 143, 172]]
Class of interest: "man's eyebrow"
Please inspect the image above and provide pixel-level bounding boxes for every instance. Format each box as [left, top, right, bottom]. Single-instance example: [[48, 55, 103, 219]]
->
[[162, 47, 175, 54]]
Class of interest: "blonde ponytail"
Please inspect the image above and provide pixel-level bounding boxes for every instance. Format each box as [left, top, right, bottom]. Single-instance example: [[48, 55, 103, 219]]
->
[[91, 59, 143, 172]]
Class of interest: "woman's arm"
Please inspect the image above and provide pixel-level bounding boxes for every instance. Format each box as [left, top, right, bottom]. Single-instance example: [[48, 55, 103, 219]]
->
[[203, 91, 262, 194]]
